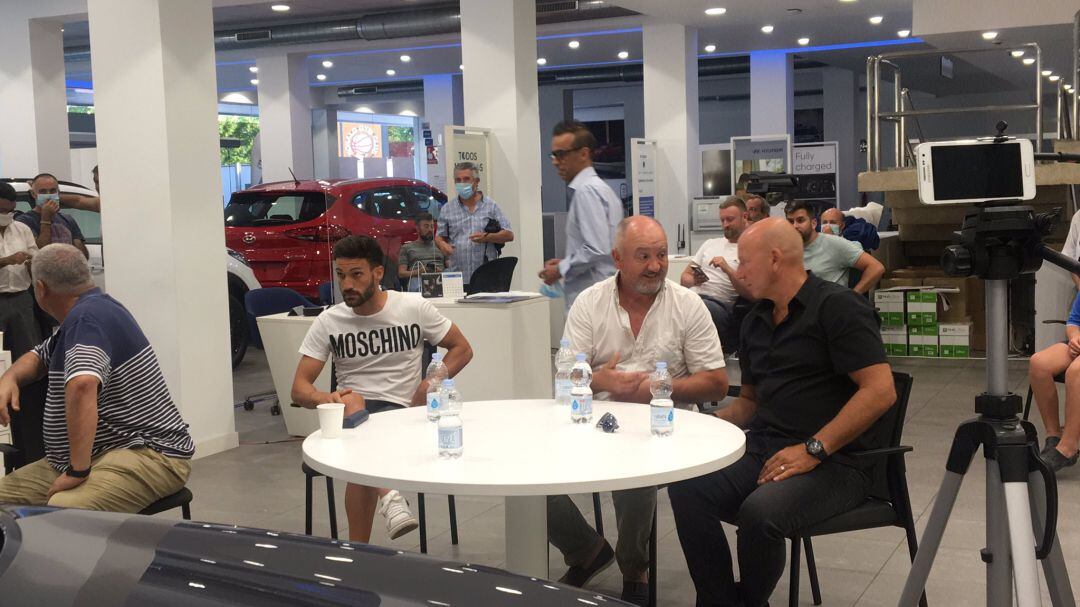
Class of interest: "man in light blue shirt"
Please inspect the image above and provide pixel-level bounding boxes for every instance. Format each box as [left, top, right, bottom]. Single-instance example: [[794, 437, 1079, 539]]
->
[[539, 120, 624, 307], [435, 162, 514, 286]]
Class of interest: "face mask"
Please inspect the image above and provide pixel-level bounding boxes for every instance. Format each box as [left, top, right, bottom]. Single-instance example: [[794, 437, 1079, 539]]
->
[[455, 183, 474, 200], [0, 213, 12, 227], [824, 224, 842, 236], [35, 193, 59, 207]]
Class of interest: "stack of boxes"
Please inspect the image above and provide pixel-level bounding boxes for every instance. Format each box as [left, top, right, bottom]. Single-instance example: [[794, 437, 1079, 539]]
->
[[906, 291, 938, 357], [874, 290, 908, 355], [874, 281, 975, 358]]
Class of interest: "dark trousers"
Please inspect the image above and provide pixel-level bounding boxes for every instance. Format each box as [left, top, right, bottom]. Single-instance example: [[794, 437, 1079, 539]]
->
[[668, 432, 871, 607], [548, 487, 656, 578], [0, 290, 47, 466], [699, 295, 741, 356]]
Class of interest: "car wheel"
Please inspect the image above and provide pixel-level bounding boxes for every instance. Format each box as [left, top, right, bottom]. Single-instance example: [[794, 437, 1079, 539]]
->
[[230, 294, 250, 369]]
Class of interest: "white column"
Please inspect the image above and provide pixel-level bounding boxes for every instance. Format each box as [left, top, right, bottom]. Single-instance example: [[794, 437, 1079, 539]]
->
[[750, 50, 794, 136], [0, 16, 72, 179], [88, 0, 237, 457], [823, 67, 857, 209], [256, 53, 315, 182], [311, 107, 338, 180], [460, 0, 544, 290], [422, 74, 463, 194], [643, 22, 699, 254]]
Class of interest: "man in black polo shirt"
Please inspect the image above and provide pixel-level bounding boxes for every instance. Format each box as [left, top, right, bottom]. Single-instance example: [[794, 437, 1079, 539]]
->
[[668, 217, 896, 607]]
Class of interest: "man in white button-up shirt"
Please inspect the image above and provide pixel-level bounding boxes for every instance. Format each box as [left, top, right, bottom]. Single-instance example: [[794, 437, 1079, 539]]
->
[[0, 182, 40, 357], [547, 216, 729, 606]]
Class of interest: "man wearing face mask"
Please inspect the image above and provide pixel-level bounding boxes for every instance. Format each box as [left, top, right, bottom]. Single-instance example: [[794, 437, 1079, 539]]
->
[[434, 162, 514, 288], [17, 174, 89, 259], [820, 207, 880, 253], [0, 182, 40, 357], [398, 212, 447, 292]]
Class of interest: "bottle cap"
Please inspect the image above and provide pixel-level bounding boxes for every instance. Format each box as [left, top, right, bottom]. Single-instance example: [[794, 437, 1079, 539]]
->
[[575, 353, 587, 361], [560, 338, 570, 347], [656, 361, 667, 370], [432, 352, 443, 361], [442, 379, 454, 388]]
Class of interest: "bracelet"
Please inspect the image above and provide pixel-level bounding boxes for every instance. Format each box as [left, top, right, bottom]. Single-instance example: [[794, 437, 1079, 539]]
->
[[40, 221, 52, 225], [65, 466, 90, 478]]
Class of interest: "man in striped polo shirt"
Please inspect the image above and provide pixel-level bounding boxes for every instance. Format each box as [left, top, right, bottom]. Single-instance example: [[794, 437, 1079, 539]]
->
[[0, 244, 193, 512]]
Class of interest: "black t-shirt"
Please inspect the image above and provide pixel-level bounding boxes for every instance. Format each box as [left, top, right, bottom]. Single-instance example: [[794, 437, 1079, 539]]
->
[[740, 274, 889, 459], [16, 210, 84, 244]]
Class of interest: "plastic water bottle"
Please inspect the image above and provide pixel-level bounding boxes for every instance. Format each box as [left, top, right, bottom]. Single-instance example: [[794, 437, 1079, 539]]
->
[[437, 379, 463, 458], [650, 361, 674, 437], [554, 339, 575, 406], [425, 353, 449, 422], [569, 353, 594, 424]]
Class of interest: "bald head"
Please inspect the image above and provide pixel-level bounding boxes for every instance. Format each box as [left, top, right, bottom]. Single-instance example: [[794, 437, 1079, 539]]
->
[[614, 216, 666, 253], [820, 208, 845, 236], [613, 216, 668, 297], [736, 218, 806, 300]]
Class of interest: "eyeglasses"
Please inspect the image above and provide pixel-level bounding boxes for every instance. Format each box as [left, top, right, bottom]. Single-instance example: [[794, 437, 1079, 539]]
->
[[549, 146, 584, 160]]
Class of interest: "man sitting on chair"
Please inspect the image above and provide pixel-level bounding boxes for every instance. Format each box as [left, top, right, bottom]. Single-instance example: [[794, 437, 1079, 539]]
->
[[668, 218, 896, 607], [0, 244, 193, 512], [1027, 292, 1080, 471], [292, 235, 473, 543]]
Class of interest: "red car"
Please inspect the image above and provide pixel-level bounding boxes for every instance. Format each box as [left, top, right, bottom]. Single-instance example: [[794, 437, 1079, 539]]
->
[[224, 178, 444, 299]]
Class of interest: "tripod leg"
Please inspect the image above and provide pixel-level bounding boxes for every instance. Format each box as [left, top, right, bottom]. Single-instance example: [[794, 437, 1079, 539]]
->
[[899, 471, 966, 607], [1027, 471, 1076, 607], [985, 462, 1013, 607], [1002, 480, 1043, 607]]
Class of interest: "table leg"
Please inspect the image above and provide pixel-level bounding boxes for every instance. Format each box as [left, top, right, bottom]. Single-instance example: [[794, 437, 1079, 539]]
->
[[504, 495, 549, 578]]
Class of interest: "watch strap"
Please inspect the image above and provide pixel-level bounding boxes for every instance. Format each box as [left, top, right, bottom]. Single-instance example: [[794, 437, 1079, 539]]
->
[[65, 466, 90, 478]]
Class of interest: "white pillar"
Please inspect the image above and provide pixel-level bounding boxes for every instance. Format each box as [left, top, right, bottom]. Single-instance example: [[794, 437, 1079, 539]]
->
[[643, 22, 699, 254], [422, 74, 463, 194], [460, 0, 544, 290], [256, 53, 315, 182], [823, 67, 857, 209], [0, 16, 71, 179], [750, 50, 794, 136], [311, 107, 338, 180], [88, 0, 237, 457]]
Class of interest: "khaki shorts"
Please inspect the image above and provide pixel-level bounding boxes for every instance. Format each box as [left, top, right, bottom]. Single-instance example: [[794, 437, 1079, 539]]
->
[[0, 447, 191, 514]]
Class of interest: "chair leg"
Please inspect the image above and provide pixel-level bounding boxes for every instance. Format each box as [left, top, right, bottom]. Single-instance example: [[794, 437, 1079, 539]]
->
[[789, 536, 801, 607], [325, 477, 338, 540], [181, 502, 191, 521], [304, 472, 314, 536], [803, 537, 822, 606], [448, 495, 459, 546], [592, 492, 604, 536], [1023, 386, 1033, 421], [648, 503, 658, 607], [418, 492, 428, 554]]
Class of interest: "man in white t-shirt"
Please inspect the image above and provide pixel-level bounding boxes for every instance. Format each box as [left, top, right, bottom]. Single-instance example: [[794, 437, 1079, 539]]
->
[[680, 196, 752, 354], [550, 216, 729, 606], [292, 236, 473, 544]]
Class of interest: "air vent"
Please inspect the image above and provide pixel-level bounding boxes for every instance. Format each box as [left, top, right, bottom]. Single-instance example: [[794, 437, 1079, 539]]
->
[[235, 29, 272, 42], [537, 1, 579, 13]]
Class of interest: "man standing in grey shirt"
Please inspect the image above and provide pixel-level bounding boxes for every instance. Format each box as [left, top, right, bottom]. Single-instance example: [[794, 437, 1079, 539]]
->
[[398, 213, 446, 292], [539, 120, 624, 308]]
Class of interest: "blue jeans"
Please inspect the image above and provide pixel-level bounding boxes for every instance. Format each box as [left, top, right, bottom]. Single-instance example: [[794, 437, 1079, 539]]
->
[[699, 295, 739, 356]]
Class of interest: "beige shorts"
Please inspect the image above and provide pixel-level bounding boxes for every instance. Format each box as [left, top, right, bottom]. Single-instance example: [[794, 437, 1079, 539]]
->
[[0, 447, 191, 513]]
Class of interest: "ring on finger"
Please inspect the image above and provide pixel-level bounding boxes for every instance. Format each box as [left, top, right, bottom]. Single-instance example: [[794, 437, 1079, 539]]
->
[[780, 464, 786, 471]]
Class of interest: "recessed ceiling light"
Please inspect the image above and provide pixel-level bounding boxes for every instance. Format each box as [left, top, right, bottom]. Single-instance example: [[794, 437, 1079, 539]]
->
[[1041, 69, 1052, 76], [249, 66, 259, 73], [399, 110, 418, 117], [250, 79, 259, 85], [981, 31, 998, 40], [316, 74, 326, 81], [797, 37, 810, 46], [617, 50, 629, 60], [458, 64, 464, 70], [1022, 57, 1036, 65], [537, 57, 547, 65], [761, 25, 774, 33], [568, 40, 580, 49], [704, 44, 717, 53], [400, 55, 411, 63], [868, 15, 883, 24], [897, 29, 911, 38], [322, 60, 333, 68], [1048, 74, 1060, 82], [839, 0, 858, 3], [705, 7, 727, 16], [356, 106, 373, 113], [270, 4, 290, 12], [386, 69, 396, 76], [1010, 50, 1024, 58]]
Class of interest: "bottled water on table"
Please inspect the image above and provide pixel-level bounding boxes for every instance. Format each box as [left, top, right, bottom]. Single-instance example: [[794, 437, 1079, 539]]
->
[[650, 361, 674, 437], [437, 378, 463, 458], [425, 353, 449, 422], [569, 353, 594, 424], [554, 339, 575, 406]]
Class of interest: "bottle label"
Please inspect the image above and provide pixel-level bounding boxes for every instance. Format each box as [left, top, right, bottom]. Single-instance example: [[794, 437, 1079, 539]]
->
[[571, 399, 580, 411], [580, 394, 592, 414], [651, 405, 673, 427], [428, 393, 440, 410], [555, 379, 572, 397], [438, 426, 463, 449]]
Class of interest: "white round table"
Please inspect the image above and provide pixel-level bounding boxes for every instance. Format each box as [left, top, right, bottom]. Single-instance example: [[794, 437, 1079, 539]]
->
[[302, 399, 746, 577]]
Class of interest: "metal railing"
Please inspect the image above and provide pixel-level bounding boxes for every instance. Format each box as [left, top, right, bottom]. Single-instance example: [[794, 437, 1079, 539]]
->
[[866, 43, 1044, 171]]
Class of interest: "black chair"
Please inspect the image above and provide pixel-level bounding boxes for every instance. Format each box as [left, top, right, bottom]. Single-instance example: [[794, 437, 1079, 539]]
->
[[787, 371, 925, 607], [466, 257, 517, 295], [303, 462, 339, 539]]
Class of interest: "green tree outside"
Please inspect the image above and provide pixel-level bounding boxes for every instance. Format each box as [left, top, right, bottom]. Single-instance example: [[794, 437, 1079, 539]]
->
[[219, 116, 260, 166]]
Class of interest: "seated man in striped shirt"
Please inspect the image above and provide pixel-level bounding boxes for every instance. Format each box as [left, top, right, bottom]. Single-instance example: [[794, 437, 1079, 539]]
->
[[0, 244, 193, 512]]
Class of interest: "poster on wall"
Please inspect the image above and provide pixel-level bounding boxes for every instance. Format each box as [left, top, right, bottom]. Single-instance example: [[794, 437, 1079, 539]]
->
[[631, 138, 656, 218], [338, 122, 383, 159], [792, 141, 839, 208], [730, 135, 791, 193], [444, 125, 491, 199]]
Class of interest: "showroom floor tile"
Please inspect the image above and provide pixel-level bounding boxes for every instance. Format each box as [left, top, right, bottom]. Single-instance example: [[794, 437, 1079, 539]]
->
[[155, 350, 1080, 605]]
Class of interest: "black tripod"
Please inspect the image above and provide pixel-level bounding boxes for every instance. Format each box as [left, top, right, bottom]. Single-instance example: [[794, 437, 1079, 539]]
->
[[898, 204, 1076, 607]]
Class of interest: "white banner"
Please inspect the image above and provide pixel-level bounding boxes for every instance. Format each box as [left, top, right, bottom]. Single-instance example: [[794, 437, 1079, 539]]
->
[[792, 142, 838, 175], [631, 138, 657, 218], [444, 126, 491, 199]]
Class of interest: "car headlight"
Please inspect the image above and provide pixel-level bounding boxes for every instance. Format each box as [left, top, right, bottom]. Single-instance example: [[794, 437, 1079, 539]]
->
[[227, 249, 250, 266]]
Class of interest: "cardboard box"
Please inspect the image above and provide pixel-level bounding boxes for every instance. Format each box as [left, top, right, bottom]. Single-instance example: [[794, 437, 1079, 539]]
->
[[922, 277, 984, 323], [939, 322, 972, 358], [880, 278, 923, 290], [905, 291, 938, 326], [892, 266, 947, 279], [881, 325, 908, 356], [908, 324, 939, 357], [874, 291, 906, 326]]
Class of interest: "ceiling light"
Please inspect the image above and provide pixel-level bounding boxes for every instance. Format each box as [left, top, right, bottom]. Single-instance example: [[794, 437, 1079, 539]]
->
[[897, 29, 911, 38], [400, 55, 411, 63], [868, 15, 883, 24], [1010, 50, 1025, 58], [316, 74, 326, 81], [270, 4, 290, 12], [458, 64, 464, 70], [1048, 74, 1060, 82], [1065, 84, 1074, 91], [1022, 57, 1035, 65], [537, 57, 547, 65], [617, 50, 629, 60], [322, 60, 333, 68], [399, 110, 418, 117], [981, 31, 998, 40], [704, 44, 717, 53], [761, 25, 774, 33], [705, 7, 727, 16], [797, 37, 810, 46], [386, 69, 396, 76], [250, 79, 259, 85], [355, 106, 374, 113], [568, 40, 580, 49], [839, 0, 858, 3], [248, 66, 258, 73], [1041, 69, 1052, 76]]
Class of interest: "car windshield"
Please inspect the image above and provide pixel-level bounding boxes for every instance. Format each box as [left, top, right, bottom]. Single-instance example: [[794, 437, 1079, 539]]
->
[[224, 192, 330, 227]]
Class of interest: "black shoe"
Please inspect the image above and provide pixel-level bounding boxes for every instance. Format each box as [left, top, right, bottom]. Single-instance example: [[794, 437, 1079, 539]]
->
[[558, 540, 614, 588], [1041, 446, 1079, 472], [1041, 436, 1061, 459], [621, 581, 649, 606]]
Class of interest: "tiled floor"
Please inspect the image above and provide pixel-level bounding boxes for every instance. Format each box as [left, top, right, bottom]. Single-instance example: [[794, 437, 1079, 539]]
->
[[175, 349, 1080, 606]]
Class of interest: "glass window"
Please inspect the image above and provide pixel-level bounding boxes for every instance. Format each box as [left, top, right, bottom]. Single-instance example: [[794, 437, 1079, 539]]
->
[[407, 186, 438, 219], [353, 187, 416, 220], [224, 192, 329, 227]]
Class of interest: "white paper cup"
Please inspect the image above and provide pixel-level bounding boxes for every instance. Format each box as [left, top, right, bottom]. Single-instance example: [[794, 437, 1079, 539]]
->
[[317, 403, 345, 439]]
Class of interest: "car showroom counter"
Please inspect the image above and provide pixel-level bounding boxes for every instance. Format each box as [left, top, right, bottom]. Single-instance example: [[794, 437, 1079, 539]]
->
[[258, 295, 554, 437]]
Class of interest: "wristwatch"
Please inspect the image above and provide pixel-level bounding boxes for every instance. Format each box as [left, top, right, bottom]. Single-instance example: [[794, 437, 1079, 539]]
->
[[65, 466, 91, 478], [804, 438, 828, 462]]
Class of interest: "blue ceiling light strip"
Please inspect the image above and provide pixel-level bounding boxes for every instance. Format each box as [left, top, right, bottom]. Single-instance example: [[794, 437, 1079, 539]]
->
[[536, 27, 642, 41], [538, 58, 643, 71], [66, 79, 93, 89], [702, 37, 923, 59]]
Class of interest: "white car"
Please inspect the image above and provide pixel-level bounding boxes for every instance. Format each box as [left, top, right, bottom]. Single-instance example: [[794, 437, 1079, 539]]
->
[[4, 178, 260, 368]]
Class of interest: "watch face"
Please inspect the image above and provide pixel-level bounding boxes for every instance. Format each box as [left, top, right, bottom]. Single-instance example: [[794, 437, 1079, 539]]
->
[[806, 439, 823, 454]]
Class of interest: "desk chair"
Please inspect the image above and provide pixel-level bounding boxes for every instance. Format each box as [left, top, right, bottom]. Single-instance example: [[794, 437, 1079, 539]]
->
[[466, 257, 517, 295], [241, 287, 315, 414]]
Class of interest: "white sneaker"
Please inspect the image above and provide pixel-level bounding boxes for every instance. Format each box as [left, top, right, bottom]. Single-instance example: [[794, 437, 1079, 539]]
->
[[378, 490, 419, 540]]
